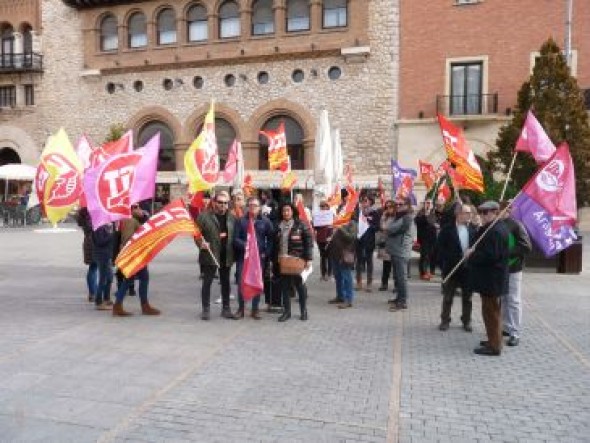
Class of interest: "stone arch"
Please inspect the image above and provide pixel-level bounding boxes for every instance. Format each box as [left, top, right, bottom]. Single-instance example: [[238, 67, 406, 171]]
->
[[213, 0, 244, 14], [248, 98, 315, 143], [122, 7, 148, 25], [183, 1, 209, 17], [153, 4, 178, 22], [0, 125, 39, 165], [94, 11, 117, 30], [183, 102, 247, 142], [126, 105, 183, 143]]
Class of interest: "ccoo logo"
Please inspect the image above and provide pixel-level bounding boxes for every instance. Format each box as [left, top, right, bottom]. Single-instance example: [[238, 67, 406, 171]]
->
[[536, 159, 564, 193], [97, 152, 141, 216]]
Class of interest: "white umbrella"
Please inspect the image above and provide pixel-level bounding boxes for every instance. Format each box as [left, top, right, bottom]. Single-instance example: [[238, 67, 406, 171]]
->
[[313, 109, 333, 201], [0, 163, 36, 201], [332, 128, 343, 185]]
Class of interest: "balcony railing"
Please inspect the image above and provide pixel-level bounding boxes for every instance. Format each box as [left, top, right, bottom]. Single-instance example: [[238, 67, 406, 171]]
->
[[436, 93, 498, 116], [0, 53, 43, 73]]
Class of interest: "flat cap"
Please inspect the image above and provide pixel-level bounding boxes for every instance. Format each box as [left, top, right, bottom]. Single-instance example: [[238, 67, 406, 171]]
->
[[478, 200, 500, 211]]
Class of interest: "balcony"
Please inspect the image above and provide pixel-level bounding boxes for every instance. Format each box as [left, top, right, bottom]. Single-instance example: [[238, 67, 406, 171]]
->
[[436, 93, 498, 117], [0, 53, 43, 73]]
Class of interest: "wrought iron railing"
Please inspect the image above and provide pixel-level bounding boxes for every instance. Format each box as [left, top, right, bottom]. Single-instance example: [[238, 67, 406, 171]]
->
[[436, 93, 498, 116], [0, 52, 43, 73]]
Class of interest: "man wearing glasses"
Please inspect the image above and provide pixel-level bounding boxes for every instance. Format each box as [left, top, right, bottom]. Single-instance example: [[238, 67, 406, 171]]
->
[[465, 201, 509, 356], [195, 191, 236, 320]]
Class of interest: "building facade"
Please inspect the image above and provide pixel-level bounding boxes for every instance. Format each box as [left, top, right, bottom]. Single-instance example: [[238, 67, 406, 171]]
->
[[397, 0, 590, 198], [1, 0, 400, 200]]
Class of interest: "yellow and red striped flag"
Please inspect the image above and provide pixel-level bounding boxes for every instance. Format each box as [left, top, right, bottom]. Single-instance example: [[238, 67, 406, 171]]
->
[[437, 114, 484, 193], [115, 200, 201, 278], [333, 187, 359, 227], [260, 121, 289, 171], [185, 101, 219, 193]]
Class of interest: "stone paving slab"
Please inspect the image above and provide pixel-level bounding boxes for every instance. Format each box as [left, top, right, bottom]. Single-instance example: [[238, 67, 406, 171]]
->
[[0, 226, 589, 442]]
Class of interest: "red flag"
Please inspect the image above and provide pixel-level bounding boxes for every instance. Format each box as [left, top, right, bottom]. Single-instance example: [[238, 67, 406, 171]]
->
[[241, 217, 264, 301], [437, 114, 484, 193], [333, 188, 359, 227], [419, 160, 436, 190], [296, 196, 312, 233], [91, 130, 133, 168], [260, 121, 289, 171], [115, 200, 201, 277], [243, 173, 255, 197], [221, 139, 240, 183], [521, 142, 576, 225]]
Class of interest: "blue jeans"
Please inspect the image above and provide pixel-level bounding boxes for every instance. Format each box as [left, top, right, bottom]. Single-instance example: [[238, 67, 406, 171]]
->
[[115, 267, 149, 305], [95, 258, 113, 305], [333, 261, 354, 303], [86, 262, 98, 297], [392, 256, 409, 304], [236, 259, 261, 311]]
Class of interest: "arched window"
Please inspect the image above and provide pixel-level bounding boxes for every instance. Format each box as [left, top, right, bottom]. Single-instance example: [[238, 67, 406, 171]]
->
[[252, 0, 274, 35], [286, 0, 310, 32], [187, 4, 208, 42], [157, 8, 177, 45], [1, 24, 14, 66], [323, 0, 347, 28], [219, 1, 240, 39], [99, 15, 118, 51], [20, 23, 33, 54], [128, 12, 147, 48], [259, 116, 305, 170], [196, 118, 236, 169], [0, 147, 21, 198], [138, 121, 176, 171]]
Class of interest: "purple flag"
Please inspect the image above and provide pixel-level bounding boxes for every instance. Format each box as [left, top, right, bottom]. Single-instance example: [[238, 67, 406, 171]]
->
[[131, 132, 160, 204], [511, 193, 577, 258], [391, 160, 417, 205]]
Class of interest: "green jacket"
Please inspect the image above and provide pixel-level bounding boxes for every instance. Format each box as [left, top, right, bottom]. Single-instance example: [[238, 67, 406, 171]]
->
[[196, 210, 236, 267]]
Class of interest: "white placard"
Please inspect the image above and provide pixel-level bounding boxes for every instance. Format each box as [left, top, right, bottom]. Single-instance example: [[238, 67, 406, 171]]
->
[[312, 210, 334, 227]]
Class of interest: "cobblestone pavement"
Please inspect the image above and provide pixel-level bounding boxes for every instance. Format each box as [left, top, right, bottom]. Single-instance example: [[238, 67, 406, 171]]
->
[[0, 226, 589, 442]]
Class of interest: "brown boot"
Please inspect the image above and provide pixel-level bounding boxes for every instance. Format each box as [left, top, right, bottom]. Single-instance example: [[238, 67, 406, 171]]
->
[[251, 309, 262, 320], [141, 302, 161, 316], [112, 302, 132, 317], [355, 277, 363, 291]]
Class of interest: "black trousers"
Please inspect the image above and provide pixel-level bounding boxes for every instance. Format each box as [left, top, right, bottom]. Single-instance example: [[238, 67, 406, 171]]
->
[[317, 242, 332, 277], [418, 242, 436, 275], [280, 274, 307, 315], [201, 265, 231, 310], [356, 244, 374, 283], [440, 269, 472, 325]]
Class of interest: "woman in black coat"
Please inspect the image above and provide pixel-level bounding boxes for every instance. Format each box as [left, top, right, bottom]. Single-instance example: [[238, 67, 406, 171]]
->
[[76, 208, 97, 303], [273, 202, 313, 322], [91, 223, 115, 310]]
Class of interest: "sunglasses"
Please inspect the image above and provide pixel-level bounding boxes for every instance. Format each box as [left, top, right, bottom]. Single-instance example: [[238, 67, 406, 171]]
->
[[216, 200, 229, 205], [478, 209, 494, 215]]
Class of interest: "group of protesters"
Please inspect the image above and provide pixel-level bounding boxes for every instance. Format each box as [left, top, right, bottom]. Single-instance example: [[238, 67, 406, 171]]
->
[[76, 186, 532, 356]]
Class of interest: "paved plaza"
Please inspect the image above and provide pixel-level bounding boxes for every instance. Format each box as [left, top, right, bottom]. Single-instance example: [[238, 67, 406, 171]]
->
[[0, 226, 589, 443]]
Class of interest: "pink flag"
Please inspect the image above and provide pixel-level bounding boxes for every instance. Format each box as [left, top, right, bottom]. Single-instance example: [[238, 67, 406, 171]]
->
[[521, 142, 577, 225], [515, 110, 556, 164], [221, 139, 240, 184], [76, 134, 95, 171], [84, 151, 142, 229], [241, 217, 264, 301], [131, 132, 160, 204]]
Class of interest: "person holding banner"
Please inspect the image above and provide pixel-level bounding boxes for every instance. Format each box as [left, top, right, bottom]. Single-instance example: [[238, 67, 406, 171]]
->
[[233, 197, 274, 320], [112, 205, 160, 317], [385, 197, 414, 312], [91, 223, 115, 310], [355, 195, 379, 292], [467, 201, 510, 356], [314, 201, 334, 281], [196, 191, 236, 320], [273, 202, 313, 322]]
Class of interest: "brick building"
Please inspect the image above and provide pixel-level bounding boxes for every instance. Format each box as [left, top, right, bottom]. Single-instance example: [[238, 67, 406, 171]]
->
[[1, 0, 400, 200], [397, 0, 590, 199]]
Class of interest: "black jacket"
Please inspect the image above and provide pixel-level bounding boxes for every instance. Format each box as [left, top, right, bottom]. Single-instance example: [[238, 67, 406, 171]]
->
[[233, 214, 274, 263], [414, 211, 437, 245], [272, 219, 313, 265], [504, 217, 532, 273], [437, 222, 477, 278], [468, 220, 510, 296]]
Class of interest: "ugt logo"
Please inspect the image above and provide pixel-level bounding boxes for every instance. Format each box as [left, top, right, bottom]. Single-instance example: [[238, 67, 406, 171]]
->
[[43, 153, 82, 207], [97, 153, 141, 216]]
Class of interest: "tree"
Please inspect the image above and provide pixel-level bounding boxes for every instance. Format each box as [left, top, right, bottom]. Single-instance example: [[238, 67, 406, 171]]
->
[[487, 38, 590, 205], [103, 123, 126, 143]]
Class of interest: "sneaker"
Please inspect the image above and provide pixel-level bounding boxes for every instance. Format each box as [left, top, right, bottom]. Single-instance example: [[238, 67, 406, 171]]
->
[[420, 273, 431, 281], [95, 302, 111, 311], [387, 298, 398, 304], [201, 310, 211, 320], [473, 346, 500, 356], [439, 322, 450, 331], [507, 336, 520, 347], [104, 300, 114, 307], [502, 330, 510, 337], [221, 309, 234, 319], [389, 302, 407, 312], [463, 323, 473, 332], [229, 294, 236, 301], [338, 303, 353, 309], [88, 294, 95, 303], [378, 285, 388, 291], [328, 297, 343, 304], [214, 297, 222, 304]]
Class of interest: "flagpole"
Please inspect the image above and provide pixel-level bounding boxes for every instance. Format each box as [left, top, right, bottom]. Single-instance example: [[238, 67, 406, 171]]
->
[[499, 152, 518, 201], [441, 197, 518, 284]]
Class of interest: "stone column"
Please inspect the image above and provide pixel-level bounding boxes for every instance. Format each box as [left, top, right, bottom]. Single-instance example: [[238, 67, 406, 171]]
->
[[274, 0, 286, 36], [174, 142, 189, 171], [209, 13, 219, 41], [147, 20, 156, 48], [310, 0, 322, 32], [241, 6, 252, 40], [242, 141, 260, 169], [303, 138, 315, 171], [13, 32, 23, 68]]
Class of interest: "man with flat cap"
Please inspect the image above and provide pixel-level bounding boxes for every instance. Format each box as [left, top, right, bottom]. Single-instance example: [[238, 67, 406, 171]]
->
[[464, 201, 509, 356]]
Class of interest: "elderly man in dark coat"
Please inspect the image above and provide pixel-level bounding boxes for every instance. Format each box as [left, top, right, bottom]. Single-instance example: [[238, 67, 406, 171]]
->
[[465, 201, 509, 356]]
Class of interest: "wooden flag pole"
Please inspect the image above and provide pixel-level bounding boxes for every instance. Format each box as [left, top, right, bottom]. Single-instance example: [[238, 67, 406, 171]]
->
[[441, 197, 519, 285], [499, 152, 518, 202]]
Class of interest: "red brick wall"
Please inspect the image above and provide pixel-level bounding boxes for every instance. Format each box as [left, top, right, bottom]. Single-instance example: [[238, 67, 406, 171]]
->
[[400, 0, 590, 120]]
